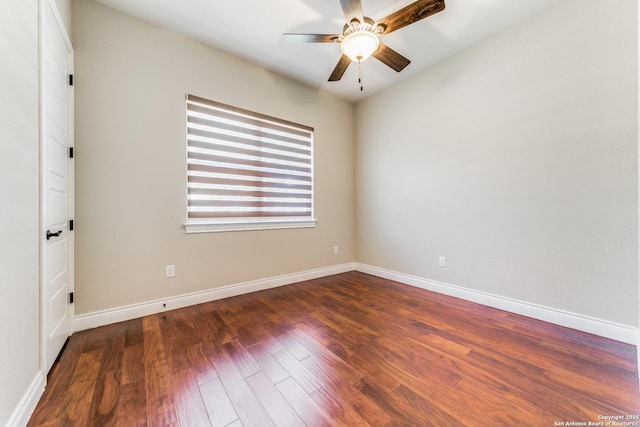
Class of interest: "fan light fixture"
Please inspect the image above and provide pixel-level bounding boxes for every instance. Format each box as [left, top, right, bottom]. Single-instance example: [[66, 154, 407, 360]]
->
[[340, 30, 379, 62], [282, 0, 446, 84]]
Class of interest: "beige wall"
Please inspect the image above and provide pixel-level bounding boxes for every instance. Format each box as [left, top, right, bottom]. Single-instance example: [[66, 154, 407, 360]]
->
[[72, 0, 638, 328], [0, 0, 41, 424], [72, 0, 355, 315], [355, 0, 638, 326]]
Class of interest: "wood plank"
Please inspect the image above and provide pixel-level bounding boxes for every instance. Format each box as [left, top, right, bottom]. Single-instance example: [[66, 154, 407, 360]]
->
[[246, 343, 291, 384], [88, 370, 120, 426], [27, 272, 640, 426], [222, 340, 261, 378], [277, 333, 313, 361], [245, 371, 306, 427], [185, 343, 219, 385], [124, 317, 144, 347], [205, 341, 275, 427], [87, 322, 126, 426], [143, 315, 179, 426], [392, 383, 466, 425], [198, 377, 238, 427], [115, 380, 147, 427], [276, 377, 332, 427], [302, 356, 386, 426], [272, 349, 323, 394], [27, 332, 90, 426], [171, 368, 211, 427], [121, 344, 145, 385], [309, 386, 370, 427], [59, 350, 104, 425]]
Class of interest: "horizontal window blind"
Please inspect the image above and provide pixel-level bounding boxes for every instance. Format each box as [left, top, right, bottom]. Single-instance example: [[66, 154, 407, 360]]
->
[[186, 94, 314, 221]]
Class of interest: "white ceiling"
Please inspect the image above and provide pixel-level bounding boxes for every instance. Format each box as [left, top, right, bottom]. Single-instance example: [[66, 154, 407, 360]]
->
[[92, 0, 561, 102]]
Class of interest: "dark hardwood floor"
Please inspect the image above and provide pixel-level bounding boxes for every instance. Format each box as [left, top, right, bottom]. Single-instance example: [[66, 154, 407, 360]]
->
[[29, 271, 640, 426]]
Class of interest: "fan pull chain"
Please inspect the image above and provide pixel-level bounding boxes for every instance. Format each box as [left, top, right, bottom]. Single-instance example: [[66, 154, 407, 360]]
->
[[358, 61, 363, 91]]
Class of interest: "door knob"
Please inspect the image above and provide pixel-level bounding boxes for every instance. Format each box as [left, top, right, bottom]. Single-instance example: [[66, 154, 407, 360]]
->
[[46, 229, 63, 240]]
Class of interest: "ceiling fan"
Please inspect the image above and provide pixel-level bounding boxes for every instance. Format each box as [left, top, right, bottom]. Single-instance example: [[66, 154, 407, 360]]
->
[[283, 0, 445, 84]]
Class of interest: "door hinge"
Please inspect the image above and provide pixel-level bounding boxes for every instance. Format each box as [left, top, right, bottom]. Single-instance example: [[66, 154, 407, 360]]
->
[[69, 74, 74, 86], [69, 219, 74, 231], [69, 292, 74, 304], [69, 147, 74, 158]]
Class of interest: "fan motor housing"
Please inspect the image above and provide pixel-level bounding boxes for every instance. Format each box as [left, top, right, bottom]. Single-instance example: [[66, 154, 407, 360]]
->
[[342, 17, 383, 37]]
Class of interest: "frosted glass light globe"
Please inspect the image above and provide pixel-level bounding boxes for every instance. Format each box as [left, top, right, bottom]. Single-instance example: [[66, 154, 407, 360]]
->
[[340, 30, 379, 62]]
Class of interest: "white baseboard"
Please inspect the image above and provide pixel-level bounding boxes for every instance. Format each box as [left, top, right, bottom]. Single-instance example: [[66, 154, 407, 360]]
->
[[6, 371, 45, 427], [356, 263, 638, 345], [73, 263, 356, 332], [73, 261, 637, 346]]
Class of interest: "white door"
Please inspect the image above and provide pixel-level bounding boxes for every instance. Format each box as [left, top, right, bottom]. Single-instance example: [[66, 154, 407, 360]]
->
[[41, 0, 74, 374]]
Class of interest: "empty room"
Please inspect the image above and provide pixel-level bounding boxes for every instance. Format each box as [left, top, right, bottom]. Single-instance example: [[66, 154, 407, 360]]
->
[[2, 0, 640, 425]]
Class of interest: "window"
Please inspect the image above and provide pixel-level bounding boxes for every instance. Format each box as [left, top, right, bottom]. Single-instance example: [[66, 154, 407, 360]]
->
[[185, 94, 315, 233]]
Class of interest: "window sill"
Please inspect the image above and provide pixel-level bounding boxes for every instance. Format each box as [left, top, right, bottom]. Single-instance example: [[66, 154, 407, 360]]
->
[[184, 218, 317, 234]]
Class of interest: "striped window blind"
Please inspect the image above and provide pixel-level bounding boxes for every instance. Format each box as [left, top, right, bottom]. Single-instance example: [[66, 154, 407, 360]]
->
[[186, 94, 314, 227]]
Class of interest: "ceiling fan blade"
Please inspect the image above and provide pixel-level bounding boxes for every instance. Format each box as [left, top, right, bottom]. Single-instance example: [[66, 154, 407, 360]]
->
[[376, 0, 445, 35], [283, 33, 341, 43], [373, 42, 411, 72], [328, 54, 351, 81], [339, 0, 363, 22]]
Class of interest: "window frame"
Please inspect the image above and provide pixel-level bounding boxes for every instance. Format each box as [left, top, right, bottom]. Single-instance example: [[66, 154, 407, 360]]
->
[[184, 94, 316, 234]]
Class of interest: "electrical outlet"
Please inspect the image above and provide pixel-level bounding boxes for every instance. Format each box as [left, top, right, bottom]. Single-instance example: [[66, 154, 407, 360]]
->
[[165, 264, 175, 277], [439, 256, 447, 267], [334, 245, 339, 254]]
